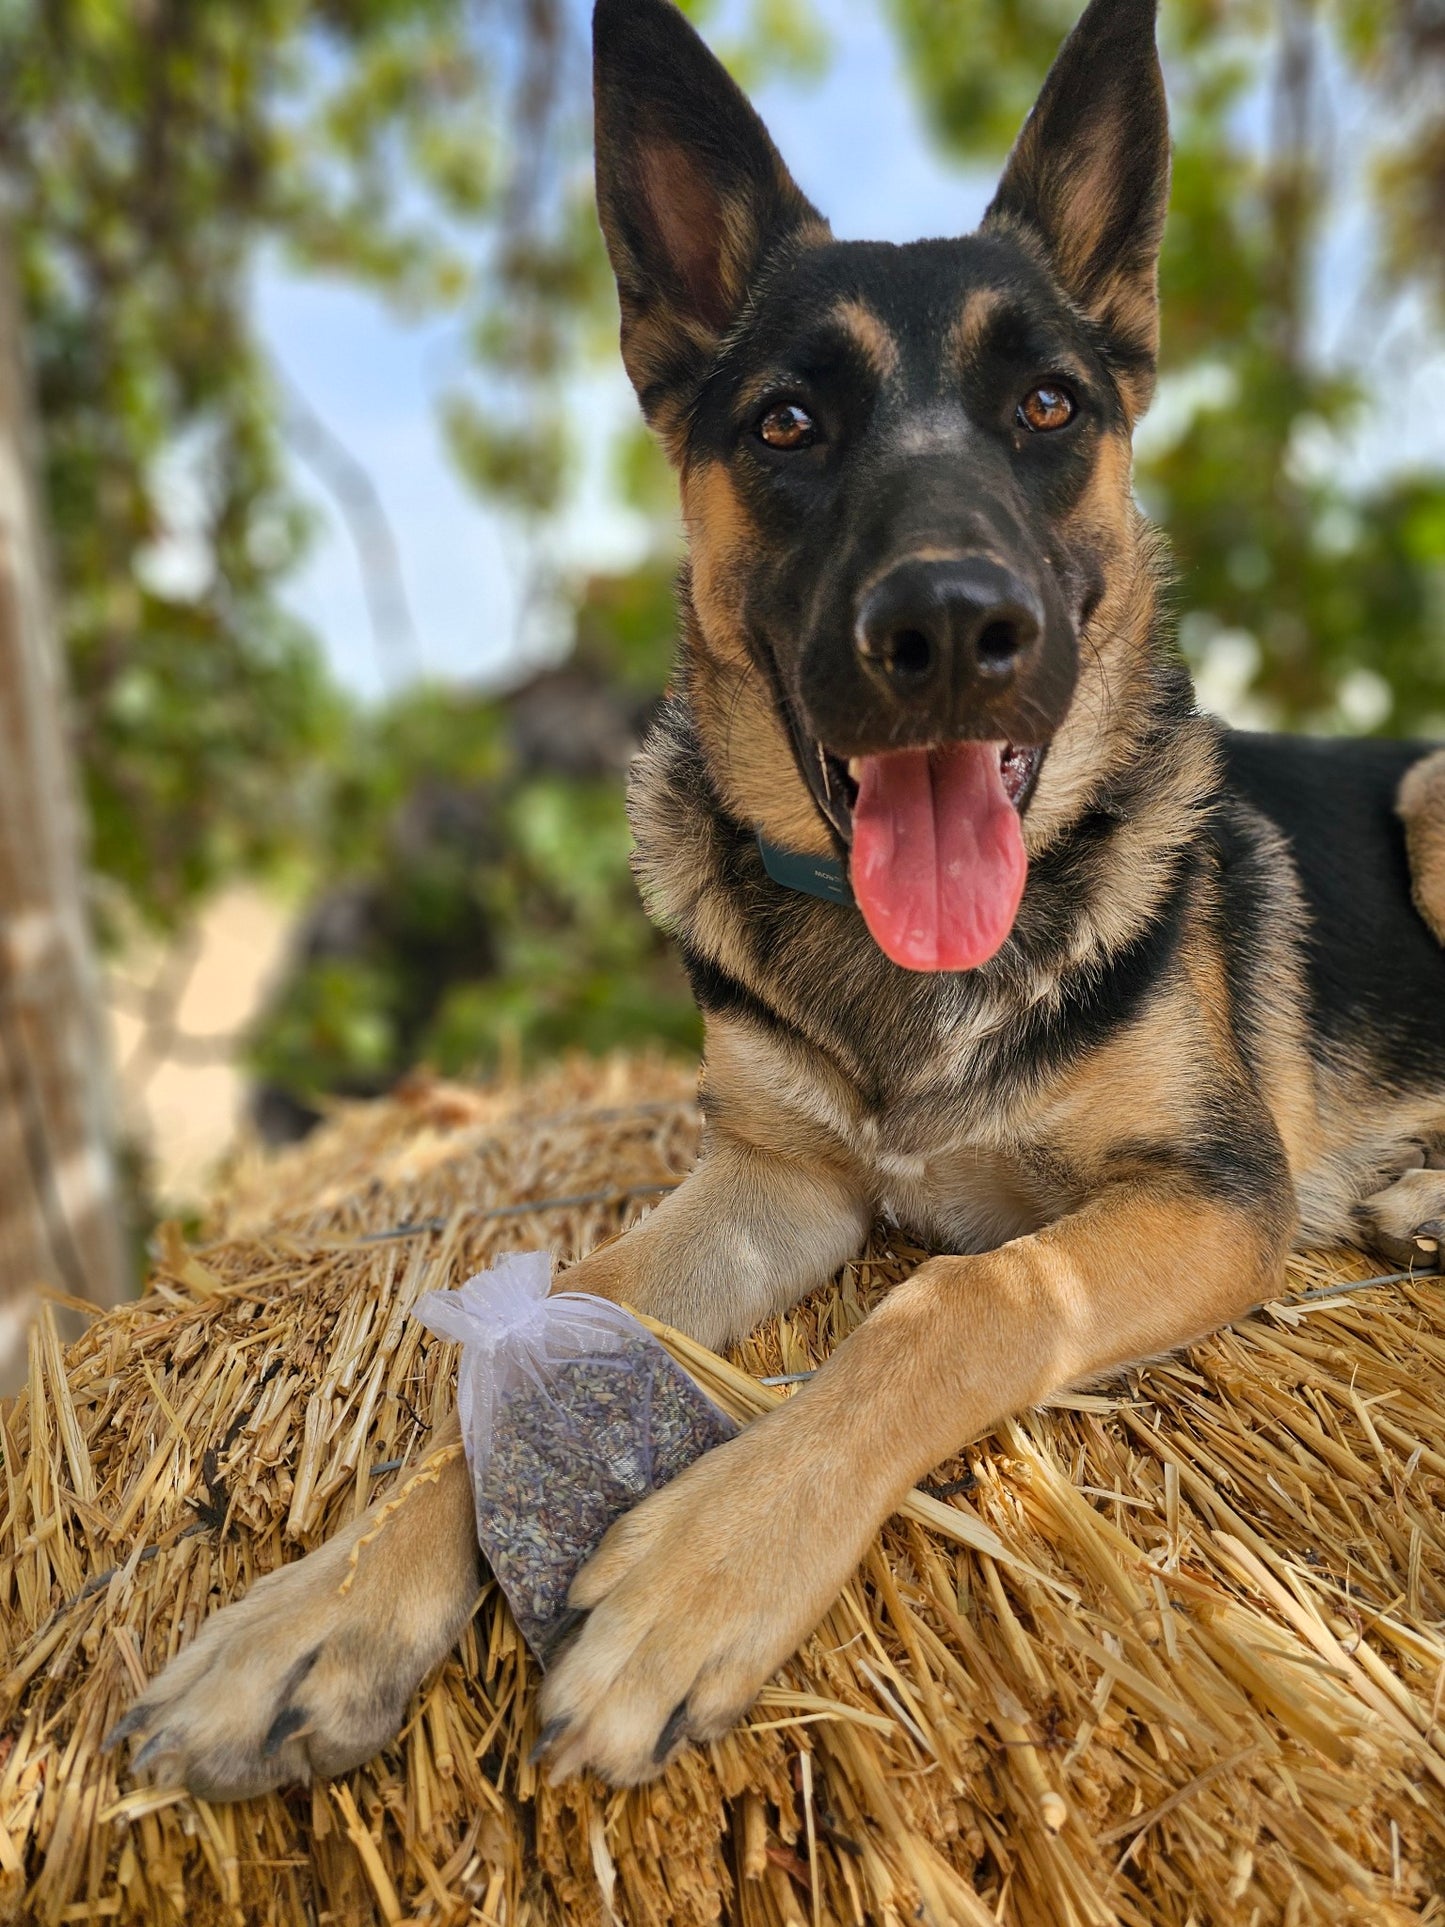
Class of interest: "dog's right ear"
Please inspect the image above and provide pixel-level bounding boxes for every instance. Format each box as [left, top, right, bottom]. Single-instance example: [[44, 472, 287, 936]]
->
[[593, 0, 826, 449]]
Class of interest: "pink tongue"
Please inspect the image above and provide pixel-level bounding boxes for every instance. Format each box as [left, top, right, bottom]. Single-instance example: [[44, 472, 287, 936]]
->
[[851, 744, 1027, 972]]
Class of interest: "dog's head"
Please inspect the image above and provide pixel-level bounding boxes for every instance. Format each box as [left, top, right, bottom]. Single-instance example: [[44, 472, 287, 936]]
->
[[594, 0, 1171, 973]]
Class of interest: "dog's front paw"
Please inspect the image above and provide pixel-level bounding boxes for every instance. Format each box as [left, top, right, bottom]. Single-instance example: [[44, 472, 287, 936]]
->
[[108, 1446, 480, 1800], [107, 1530, 421, 1799], [536, 1415, 871, 1785]]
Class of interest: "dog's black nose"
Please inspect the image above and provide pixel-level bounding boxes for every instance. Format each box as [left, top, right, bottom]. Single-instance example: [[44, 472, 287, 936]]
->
[[854, 557, 1043, 701]]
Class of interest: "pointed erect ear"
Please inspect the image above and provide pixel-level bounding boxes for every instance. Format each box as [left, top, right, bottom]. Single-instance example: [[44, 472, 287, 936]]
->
[[984, 0, 1170, 412], [593, 0, 827, 445]]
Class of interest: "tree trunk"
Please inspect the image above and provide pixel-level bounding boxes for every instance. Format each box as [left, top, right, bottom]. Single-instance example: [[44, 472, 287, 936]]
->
[[0, 221, 126, 1392]]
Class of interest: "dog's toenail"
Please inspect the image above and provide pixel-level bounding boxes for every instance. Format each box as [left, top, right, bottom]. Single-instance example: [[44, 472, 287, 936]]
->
[[277, 1646, 322, 1700], [262, 1706, 311, 1758], [538, 1606, 589, 1664], [653, 1700, 690, 1764], [101, 1705, 149, 1753], [528, 1716, 569, 1765]]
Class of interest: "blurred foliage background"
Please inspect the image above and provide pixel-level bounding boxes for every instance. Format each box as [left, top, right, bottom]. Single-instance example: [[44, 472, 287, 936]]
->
[[2, 0, 1444, 1213]]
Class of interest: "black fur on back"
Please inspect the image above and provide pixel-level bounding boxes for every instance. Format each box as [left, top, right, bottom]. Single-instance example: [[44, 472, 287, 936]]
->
[[1225, 733, 1445, 1092]]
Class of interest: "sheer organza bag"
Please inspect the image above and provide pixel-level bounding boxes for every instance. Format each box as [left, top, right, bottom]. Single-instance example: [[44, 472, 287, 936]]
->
[[414, 1251, 736, 1658]]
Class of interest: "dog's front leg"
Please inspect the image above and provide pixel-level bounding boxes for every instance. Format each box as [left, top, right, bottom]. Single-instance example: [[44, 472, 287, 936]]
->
[[565, 1126, 871, 1349], [537, 1184, 1289, 1785]]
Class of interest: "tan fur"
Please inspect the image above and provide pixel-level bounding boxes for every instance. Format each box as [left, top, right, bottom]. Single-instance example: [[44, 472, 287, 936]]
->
[[702, 1013, 863, 1161], [1180, 910, 1320, 1192], [690, 647, 832, 854], [792, 215, 833, 255], [616, 156, 830, 462], [1045, 128, 1164, 399], [1042, 976, 1229, 1175], [831, 295, 899, 378], [945, 286, 1004, 370], [1398, 749, 1445, 945], [1040, 131, 1118, 297], [1208, 805, 1323, 1183], [562, 1119, 869, 1349], [1022, 528, 1220, 981], [1096, 278, 1162, 414], [1293, 1084, 1445, 1245], [680, 461, 752, 642], [1025, 455, 1161, 854], [680, 461, 834, 854]]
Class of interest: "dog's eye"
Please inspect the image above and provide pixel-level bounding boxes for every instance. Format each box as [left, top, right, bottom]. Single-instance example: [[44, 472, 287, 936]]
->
[[757, 402, 818, 451], [1018, 385, 1076, 433]]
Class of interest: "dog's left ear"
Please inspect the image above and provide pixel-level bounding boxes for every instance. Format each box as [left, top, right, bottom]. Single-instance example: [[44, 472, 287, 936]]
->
[[985, 0, 1169, 413], [593, 0, 826, 447]]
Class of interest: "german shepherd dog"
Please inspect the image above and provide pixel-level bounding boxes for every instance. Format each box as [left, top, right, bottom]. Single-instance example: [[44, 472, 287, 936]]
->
[[115, 0, 1445, 1796]]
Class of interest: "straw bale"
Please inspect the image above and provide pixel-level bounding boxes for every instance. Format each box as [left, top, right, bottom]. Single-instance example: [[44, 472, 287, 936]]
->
[[3, 1052, 1445, 1925]]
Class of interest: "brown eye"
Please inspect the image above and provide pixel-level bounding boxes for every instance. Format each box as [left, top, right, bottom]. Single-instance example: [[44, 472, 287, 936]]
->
[[757, 402, 817, 450], [1018, 384, 1076, 433]]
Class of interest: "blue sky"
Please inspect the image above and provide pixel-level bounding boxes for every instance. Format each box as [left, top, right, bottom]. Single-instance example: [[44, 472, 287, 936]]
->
[[253, 0, 1445, 706]]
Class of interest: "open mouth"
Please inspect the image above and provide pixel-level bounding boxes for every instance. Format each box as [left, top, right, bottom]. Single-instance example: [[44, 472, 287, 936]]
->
[[808, 740, 1045, 974], [811, 741, 1042, 841]]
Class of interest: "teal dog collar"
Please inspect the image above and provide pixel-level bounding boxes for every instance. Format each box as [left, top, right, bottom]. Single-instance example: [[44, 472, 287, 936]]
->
[[757, 835, 855, 907]]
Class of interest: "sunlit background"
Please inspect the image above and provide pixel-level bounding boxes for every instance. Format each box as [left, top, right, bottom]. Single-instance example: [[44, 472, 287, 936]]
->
[[6, 0, 1445, 1228]]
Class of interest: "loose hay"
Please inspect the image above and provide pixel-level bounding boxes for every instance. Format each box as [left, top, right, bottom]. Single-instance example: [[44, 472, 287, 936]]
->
[[3, 1052, 1445, 1926]]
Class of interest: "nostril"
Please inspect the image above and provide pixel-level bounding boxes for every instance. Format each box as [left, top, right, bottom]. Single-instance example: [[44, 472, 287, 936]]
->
[[885, 627, 933, 680], [976, 619, 1023, 674], [978, 628, 1024, 674]]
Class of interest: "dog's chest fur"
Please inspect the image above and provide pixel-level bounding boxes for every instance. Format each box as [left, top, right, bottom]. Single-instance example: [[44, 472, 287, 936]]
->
[[712, 1013, 1077, 1254]]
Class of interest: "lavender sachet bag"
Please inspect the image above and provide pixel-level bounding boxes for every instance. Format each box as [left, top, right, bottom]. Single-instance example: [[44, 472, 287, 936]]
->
[[414, 1251, 735, 1659]]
